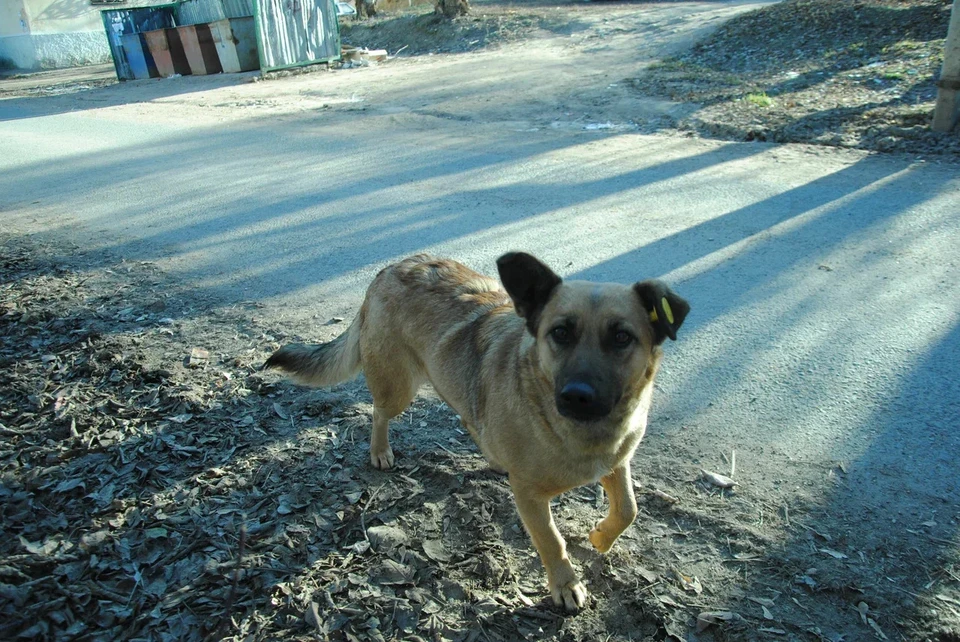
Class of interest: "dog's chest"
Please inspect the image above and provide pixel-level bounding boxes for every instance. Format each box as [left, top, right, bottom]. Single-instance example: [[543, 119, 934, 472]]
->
[[586, 459, 614, 485]]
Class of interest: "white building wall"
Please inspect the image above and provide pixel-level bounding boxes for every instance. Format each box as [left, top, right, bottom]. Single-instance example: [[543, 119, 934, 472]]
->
[[0, 0, 111, 70]]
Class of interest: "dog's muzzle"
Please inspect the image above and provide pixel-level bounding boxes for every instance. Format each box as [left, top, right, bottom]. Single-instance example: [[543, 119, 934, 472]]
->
[[556, 381, 612, 421]]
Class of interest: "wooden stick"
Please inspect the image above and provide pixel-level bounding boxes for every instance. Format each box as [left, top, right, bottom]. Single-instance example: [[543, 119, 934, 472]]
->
[[210, 523, 247, 641]]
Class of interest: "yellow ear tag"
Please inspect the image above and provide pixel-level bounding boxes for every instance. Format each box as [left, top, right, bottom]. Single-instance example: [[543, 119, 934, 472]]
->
[[661, 297, 674, 325], [649, 309, 659, 323]]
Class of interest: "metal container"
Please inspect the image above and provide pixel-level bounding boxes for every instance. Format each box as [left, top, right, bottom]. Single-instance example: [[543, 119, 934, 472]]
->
[[176, 25, 204, 75], [176, 24, 222, 75], [195, 23, 224, 74], [209, 19, 241, 74], [143, 29, 175, 77], [228, 16, 260, 72], [120, 32, 156, 80], [164, 28, 194, 76], [101, 6, 175, 80]]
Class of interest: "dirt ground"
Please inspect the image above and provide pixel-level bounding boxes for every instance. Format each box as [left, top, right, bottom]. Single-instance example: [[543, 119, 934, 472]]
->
[[2, 1, 960, 642], [638, 0, 960, 156]]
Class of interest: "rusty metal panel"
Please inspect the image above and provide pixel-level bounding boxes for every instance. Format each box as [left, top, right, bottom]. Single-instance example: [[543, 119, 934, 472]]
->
[[143, 29, 176, 77], [176, 25, 206, 74], [176, 24, 223, 75], [209, 19, 242, 73], [254, 0, 340, 72]]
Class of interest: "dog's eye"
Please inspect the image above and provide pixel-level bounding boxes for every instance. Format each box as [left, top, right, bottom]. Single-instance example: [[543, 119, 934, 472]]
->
[[550, 326, 571, 345], [613, 330, 633, 347]]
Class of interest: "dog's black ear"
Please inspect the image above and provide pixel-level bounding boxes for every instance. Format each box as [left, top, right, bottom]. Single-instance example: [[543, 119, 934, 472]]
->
[[634, 280, 690, 344], [497, 252, 562, 336]]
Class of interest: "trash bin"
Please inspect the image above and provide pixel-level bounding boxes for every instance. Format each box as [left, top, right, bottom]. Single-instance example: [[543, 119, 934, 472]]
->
[[120, 32, 157, 80], [143, 29, 175, 77], [228, 16, 260, 72], [194, 23, 223, 75], [164, 27, 193, 76], [209, 19, 241, 74], [177, 25, 206, 75]]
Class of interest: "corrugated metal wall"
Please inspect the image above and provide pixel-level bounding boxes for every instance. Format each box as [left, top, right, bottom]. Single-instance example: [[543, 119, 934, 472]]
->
[[175, 0, 254, 26], [254, 0, 339, 71]]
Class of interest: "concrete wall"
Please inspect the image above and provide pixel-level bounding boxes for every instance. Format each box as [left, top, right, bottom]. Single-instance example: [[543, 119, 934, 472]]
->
[[0, 0, 112, 70]]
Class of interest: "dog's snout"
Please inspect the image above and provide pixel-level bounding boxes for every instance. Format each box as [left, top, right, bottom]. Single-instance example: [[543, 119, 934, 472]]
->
[[559, 382, 597, 406], [557, 380, 611, 421]]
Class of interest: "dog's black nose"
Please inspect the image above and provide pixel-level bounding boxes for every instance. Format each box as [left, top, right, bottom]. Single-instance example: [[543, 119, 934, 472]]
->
[[559, 381, 597, 406], [557, 381, 610, 421]]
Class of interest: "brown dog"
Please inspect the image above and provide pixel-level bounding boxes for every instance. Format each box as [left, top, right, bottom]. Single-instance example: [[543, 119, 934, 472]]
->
[[266, 253, 689, 611]]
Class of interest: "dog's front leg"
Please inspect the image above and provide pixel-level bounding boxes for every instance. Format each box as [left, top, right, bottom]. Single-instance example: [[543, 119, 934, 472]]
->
[[588, 461, 638, 553], [511, 481, 586, 612]]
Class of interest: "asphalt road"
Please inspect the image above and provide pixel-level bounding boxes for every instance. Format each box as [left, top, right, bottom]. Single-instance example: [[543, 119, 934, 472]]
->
[[2, 2, 959, 633]]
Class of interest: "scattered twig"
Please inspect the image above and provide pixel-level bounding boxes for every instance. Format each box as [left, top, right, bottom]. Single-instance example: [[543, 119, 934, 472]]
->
[[927, 534, 959, 546], [434, 441, 458, 456], [515, 608, 561, 622], [942, 566, 960, 583], [361, 484, 385, 542], [210, 522, 247, 642]]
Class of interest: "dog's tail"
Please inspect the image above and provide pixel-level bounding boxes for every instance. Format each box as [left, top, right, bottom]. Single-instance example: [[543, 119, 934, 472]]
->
[[264, 310, 364, 387]]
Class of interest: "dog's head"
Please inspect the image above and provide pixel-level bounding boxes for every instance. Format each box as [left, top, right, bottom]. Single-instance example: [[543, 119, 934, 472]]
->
[[497, 252, 689, 425]]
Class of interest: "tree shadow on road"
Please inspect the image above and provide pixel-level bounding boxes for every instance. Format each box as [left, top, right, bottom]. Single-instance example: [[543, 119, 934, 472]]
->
[[571, 160, 960, 638]]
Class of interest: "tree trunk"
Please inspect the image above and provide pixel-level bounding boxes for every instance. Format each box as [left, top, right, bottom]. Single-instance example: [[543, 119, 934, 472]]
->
[[932, 0, 960, 132]]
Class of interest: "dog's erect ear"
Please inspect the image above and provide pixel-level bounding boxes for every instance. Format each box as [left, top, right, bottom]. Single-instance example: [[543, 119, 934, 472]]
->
[[496, 252, 562, 336], [634, 280, 690, 344]]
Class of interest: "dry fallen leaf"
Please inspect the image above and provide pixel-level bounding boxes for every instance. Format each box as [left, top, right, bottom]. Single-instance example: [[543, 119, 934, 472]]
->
[[674, 569, 703, 594], [19, 536, 59, 557], [868, 617, 888, 640], [372, 559, 415, 585], [422, 539, 452, 563], [304, 601, 322, 630], [820, 547, 848, 559], [637, 565, 659, 584], [515, 586, 534, 607], [696, 611, 740, 632], [650, 488, 679, 504], [701, 469, 737, 488]]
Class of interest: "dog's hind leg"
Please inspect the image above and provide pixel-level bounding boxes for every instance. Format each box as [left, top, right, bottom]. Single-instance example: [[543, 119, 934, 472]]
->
[[362, 352, 421, 470]]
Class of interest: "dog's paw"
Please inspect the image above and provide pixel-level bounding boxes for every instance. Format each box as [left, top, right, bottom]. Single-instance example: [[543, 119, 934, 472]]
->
[[588, 522, 615, 554], [550, 579, 587, 613], [370, 446, 395, 470]]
